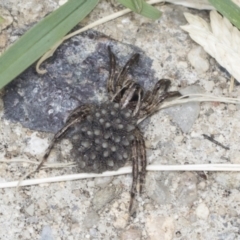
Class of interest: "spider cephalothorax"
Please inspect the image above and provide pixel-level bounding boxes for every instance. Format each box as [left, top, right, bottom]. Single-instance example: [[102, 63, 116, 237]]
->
[[41, 47, 180, 212]]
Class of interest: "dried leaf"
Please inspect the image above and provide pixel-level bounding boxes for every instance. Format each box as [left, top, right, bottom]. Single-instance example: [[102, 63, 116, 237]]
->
[[181, 11, 240, 83]]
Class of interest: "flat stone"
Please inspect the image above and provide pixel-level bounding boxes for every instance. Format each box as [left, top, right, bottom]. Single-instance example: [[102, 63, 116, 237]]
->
[[121, 227, 142, 240], [2, 30, 157, 133], [94, 176, 113, 188], [93, 185, 122, 211], [40, 226, 54, 240], [187, 46, 209, 73], [146, 173, 171, 205], [195, 203, 209, 220], [83, 210, 99, 229], [214, 172, 240, 189], [164, 85, 203, 133], [0, 8, 13, 31], [25, 204, 35, 216], [146, 216, 175, 240], [175, 172, 198, 206]]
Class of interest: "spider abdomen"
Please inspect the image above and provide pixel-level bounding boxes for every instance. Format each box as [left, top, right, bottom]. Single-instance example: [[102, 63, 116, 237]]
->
[[66, 102, 137, 173]]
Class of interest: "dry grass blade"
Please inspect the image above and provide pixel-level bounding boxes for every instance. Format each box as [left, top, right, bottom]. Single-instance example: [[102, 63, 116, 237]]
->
[[209, 0, 240, 30], [2, 164, 240, 188], [160, 94, 240, 109], [181, 11, 240, 83], [0, 158, 75, 168], [36, 0, 214, 73]]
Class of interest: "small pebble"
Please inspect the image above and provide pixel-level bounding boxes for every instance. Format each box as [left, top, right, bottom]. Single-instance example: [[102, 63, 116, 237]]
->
[[195, 203, 209, 220]]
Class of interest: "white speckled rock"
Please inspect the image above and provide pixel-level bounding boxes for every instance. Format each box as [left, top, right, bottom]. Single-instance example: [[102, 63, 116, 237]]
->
[[25, 132, 48, 155], [93, 185, 122, 211], [187, 46, 209, 73], [0, 8, 13, 31], [83, 210, 99, 229], [164, 85, 203, 133], [25, 204, 35, 216], [146, 216, 175, 240], [146, 174, 171, 205], [94, 176, 113, 188], [41, 226, 54, 240], [195, 202, 209, 220], [121, 227, 142, 240], [214, 173, 240, 189], [175, 172, 198, 206]]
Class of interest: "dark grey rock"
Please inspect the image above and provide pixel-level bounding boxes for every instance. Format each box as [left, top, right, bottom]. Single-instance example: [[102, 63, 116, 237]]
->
[[2, 30, 156, 133]]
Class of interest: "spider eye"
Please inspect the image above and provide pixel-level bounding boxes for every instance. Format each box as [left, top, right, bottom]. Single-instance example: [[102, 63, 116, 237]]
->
[[105, 122, 111, 128], [78, 161, 86, 168], [94, 129, 101, 136], [126, 124, 135, 132], [117, 124, 124, 129], [115, 119, 121, 123], [104, 132, 111, 139], [113, 136, 121, 143], [90, 153, 96, 160], [107, 160, 114, 166], [99, 118, 104, 124], [95, 112, 101, 117], [114, 103, 119, 109], [102, 142, 108, 148], [101, 109, 107, 114], [82, 141, 90, 148], [110, 110, 116, 115], [87, 115, 93, 121], [122, 139, 130, 146], [103, 150, 109, 157], [87, 131, 93, 136], [116, 153, 123, 161], [111, 146, 116, 152]]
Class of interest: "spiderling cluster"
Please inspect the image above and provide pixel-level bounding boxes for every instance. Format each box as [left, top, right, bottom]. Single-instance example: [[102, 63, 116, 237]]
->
[[66, 102, 137, 173]]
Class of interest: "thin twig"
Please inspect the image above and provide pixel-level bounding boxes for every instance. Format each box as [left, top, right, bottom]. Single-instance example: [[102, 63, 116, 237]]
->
[[138, 94, 240, 123], [36, 0, 171, 73], [202, 134, 230, 150], [1, 164, 240, 189], [0, 159, 75, 168]]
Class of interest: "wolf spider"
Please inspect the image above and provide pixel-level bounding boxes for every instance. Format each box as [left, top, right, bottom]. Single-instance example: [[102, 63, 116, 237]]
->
[[40, 47, 180, 212]]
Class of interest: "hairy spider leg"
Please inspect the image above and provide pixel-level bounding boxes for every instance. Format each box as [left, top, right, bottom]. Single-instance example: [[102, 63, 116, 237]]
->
[[129, 132, 139, 213], [107, 47, 140, 102], [107, 46, 116, 98], [115, 52, 140, 90], [37, 105, 92, 171], [129, 128, 146, 213], [138, 79, 181, 119]]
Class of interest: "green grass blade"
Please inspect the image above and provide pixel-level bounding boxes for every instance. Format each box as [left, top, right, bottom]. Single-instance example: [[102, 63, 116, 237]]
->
[[0, 0, 99, 90], [0, 16, 4, 25], [117, 0, 162, 19], [209, 0, 240, 29], [133, 0, 144, 13]]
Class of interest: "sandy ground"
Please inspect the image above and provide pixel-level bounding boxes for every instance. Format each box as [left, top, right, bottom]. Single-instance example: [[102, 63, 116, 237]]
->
[[1, 1, 240, 239]]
